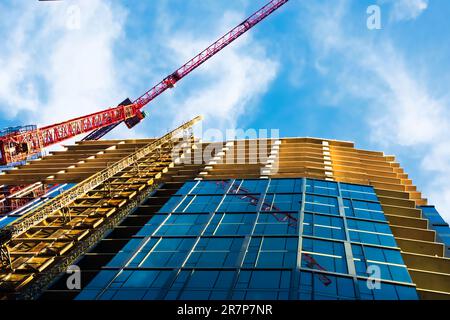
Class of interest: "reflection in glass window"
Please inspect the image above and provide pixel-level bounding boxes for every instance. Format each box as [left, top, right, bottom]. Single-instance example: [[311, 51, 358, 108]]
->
[[263, 193, 302, 212], [133, 238, 196, 268], [185, 237, 244, 268], [189, 180, 230, 195], [358, 280, 418, 300], [303, 213, 346, 240], [352, 244, 412, 283], [243, 237, 298, 268], [305, 195, 339, 215], [231, 179, 269, 194], [158, 195, 185, 213], [306, 179, 338, 196]]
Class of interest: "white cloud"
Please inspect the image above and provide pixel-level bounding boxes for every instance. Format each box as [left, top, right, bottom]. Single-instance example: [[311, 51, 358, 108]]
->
[[105, 8, 279, 139], [166, 11, 278, 132], [41, 2, 127, 125], [389, 0, 429, 21], [0, 0, 128, 142], [299, 0, 450, 222], [164, 34, 278, 131]]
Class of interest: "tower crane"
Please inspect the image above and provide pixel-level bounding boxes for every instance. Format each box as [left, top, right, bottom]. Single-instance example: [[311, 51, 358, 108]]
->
[[0, 0, 289, 166]]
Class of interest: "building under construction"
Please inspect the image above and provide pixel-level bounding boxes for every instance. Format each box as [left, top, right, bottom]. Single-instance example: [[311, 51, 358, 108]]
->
[[0, 116, 449, 300]]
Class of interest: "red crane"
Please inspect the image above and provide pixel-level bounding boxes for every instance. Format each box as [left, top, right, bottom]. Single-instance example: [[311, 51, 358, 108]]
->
[[0, 0, 289, 166]]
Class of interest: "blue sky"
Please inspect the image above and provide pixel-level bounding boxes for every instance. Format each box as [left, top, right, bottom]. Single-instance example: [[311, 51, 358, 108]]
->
[[0, 0, 449, 222]]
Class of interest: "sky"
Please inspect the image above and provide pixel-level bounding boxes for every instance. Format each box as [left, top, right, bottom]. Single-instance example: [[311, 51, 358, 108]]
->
[[0, 0, 449, 222]]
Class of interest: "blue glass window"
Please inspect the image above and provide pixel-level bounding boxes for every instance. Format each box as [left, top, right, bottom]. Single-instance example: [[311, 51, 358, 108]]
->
[[204, 213, 256, 236], [232, 270, 291, 300], [267, 179, 303, 193], [78, 269, 173, 300], [236, 270, 290, 289], [185, 237, 244, 268], [167, 270, 235, 300], [188, 180, 230, 195], [155, 214, 209, 236], [352, 244, 412, 283], [175, 181, 197, 195], [158, 195, 223, 213], [298, 271, 356, 300], [344, 199, 386, 221], [263, 193, 302, 212], [136, 214, 167, 236], [107, 238, 157, 268], [340, 183, 378, 201], [158, 195, 185, 213], [231, 179, 269, 194], [218, 195, 259, 212], [301, 238, 347, 274], [347, 218, 396, 247], [358, 280, 418, 300], [133, 238, 196, 268], [305, 195, 339, 215], [254, 213, 298, 235], [77, 178, 417, 301], [243, 237, 298, 268]]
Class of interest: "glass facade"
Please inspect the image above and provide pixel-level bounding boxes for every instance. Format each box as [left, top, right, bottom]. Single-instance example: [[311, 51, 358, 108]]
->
[[77, 178, 418, 300]]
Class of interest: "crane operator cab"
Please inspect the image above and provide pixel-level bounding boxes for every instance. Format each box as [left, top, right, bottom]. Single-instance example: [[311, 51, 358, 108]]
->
[[0, 139, 30, 166], [0, 125, 36, 166]]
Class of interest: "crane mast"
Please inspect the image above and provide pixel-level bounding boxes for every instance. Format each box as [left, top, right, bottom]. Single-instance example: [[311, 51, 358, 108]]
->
[[0, 0, 288, 166]]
